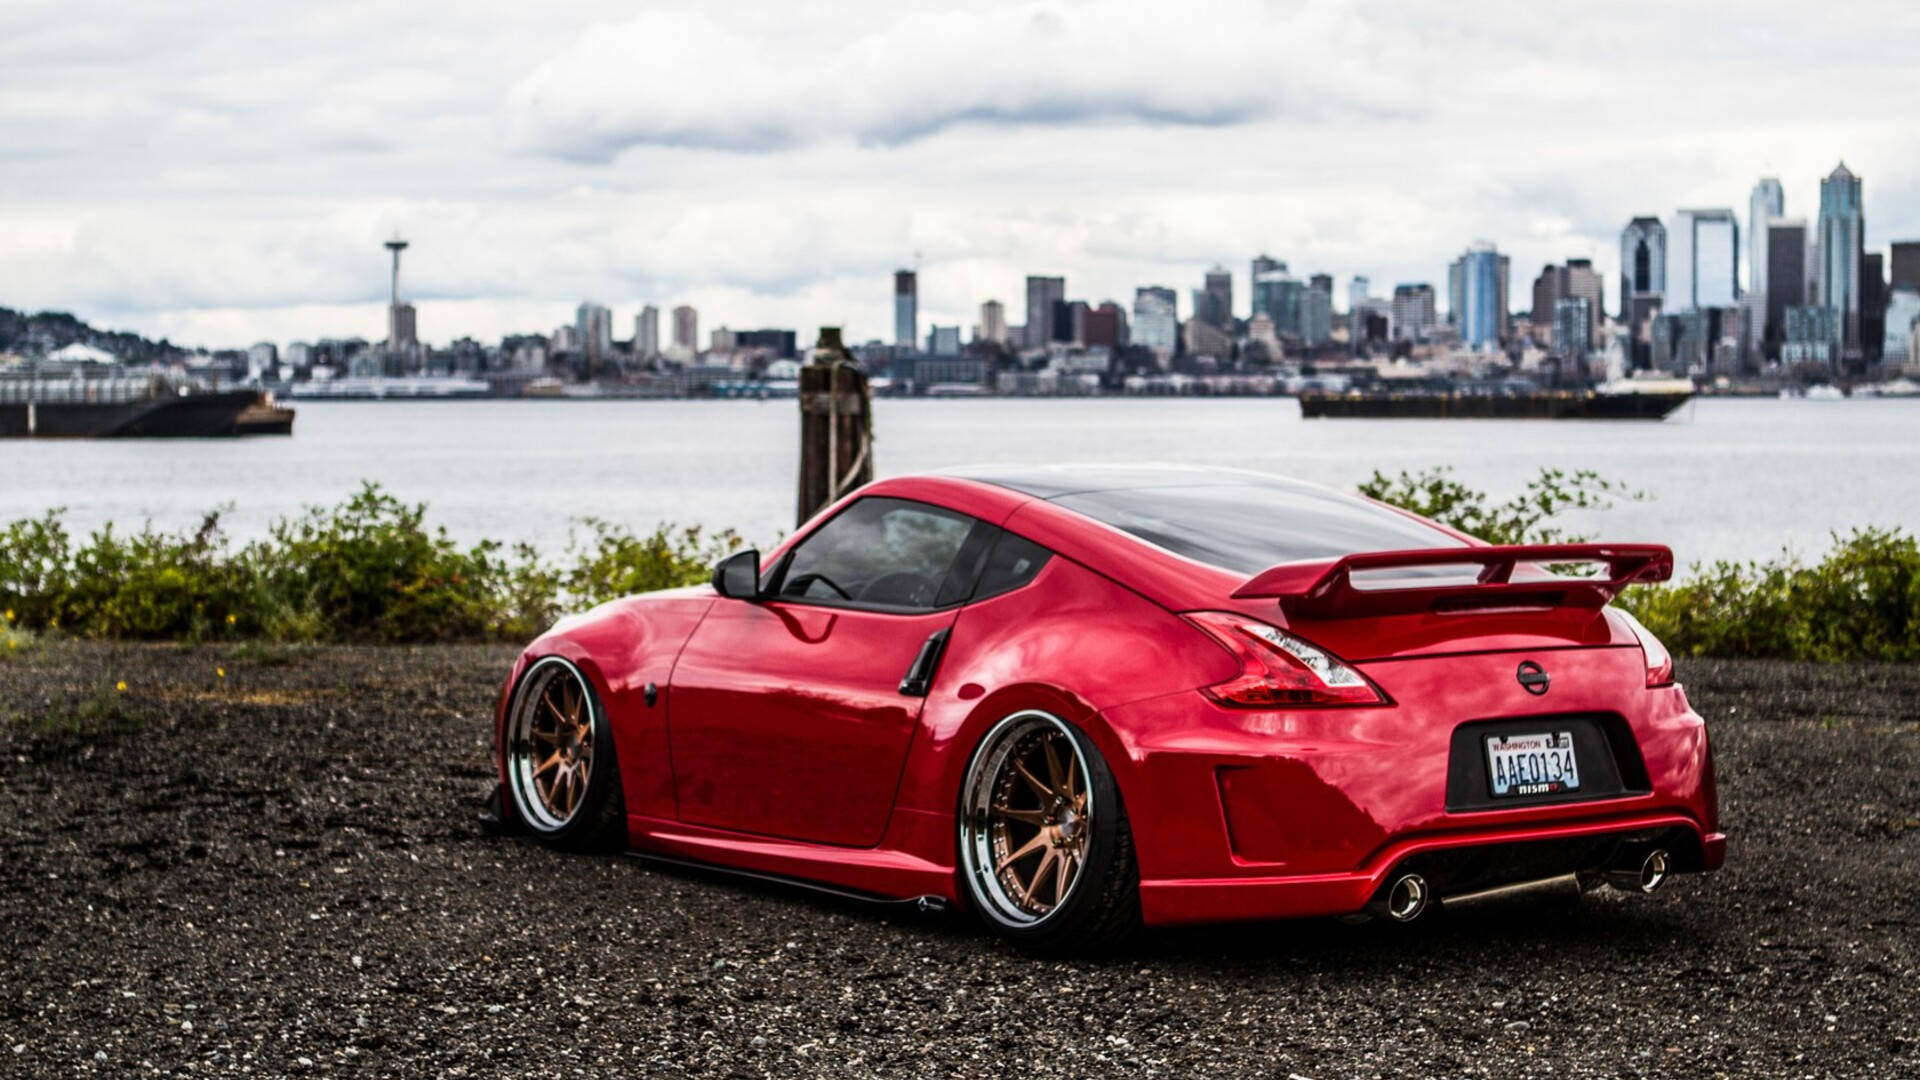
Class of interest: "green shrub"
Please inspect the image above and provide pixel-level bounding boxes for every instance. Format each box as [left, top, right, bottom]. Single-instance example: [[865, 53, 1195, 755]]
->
[[1618, 528, 1920, 662], [0, 484, 743, 644]]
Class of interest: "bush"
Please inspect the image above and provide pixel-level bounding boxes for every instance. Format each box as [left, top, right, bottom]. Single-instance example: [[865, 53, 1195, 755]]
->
[[0, 484, 740, 644], [1361, 466, 1919, 662], [1617, 528, 1920, 662]]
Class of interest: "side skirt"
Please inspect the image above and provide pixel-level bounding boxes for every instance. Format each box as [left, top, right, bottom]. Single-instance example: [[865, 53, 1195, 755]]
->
[[625, 850, 950, 914]]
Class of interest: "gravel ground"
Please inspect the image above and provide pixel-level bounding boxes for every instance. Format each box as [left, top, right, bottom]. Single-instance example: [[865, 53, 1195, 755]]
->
[[1, 642, 1915, 1078]]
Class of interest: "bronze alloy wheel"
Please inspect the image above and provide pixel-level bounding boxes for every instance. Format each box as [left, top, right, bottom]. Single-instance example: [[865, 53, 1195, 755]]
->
[[505, 658, 599, 832], [960, 711, 1095, 927]]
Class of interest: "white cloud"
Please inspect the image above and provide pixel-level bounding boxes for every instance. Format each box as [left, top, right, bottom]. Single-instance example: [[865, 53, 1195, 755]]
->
[[1, 0, 1918, 350]]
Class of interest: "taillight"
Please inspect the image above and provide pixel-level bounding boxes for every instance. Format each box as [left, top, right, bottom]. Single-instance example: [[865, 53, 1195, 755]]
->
[[1185, 611, 1386, 707], [1617, 608, 1674, 688]]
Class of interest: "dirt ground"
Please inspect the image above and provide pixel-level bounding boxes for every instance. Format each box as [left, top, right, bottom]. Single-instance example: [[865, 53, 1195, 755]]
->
[[1, 642, 1915, 1077]]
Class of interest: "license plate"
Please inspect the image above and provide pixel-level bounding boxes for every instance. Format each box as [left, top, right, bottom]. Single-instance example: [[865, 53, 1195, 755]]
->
[[1485, 731, 1580, 797]]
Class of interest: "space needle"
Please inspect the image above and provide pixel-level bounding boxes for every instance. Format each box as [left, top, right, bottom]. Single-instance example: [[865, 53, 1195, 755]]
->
[[384, 235, 415, 352]]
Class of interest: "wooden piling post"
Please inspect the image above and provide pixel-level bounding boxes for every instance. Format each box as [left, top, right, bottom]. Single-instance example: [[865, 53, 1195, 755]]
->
[[797, 327, 874, 527]]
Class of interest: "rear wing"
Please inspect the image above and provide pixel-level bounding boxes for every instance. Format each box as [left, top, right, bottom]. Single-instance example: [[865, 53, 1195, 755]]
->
[[1231, 543, 1674, 619]]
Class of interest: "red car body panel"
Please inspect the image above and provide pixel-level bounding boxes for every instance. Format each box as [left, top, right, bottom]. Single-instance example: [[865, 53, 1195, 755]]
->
[[495, 471, 1724, 926]]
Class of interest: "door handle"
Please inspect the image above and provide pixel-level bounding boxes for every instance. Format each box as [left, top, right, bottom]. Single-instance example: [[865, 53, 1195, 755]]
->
[[898, 628, 951, 697]]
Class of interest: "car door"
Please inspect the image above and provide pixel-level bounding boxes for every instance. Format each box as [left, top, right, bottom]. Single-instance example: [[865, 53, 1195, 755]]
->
[[667, 496, 993, 847]]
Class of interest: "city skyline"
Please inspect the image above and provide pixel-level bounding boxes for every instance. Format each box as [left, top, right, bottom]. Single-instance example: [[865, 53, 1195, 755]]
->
[[4, 1, 1920, 350]]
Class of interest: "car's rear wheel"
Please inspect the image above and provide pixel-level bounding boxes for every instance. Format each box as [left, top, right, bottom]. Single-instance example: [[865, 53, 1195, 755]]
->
[[503, 656, 624, 850], [958, 710, 1141, 951]]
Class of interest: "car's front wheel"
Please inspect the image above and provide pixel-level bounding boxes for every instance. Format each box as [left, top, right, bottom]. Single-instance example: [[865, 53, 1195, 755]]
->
[[957, 710, 1141, 951], [503, 656, 624, 850]]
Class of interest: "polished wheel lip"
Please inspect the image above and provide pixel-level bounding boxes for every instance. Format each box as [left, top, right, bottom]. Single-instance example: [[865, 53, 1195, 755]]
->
[[504, 656, 597, 833], [959, 710, 1094, 929]]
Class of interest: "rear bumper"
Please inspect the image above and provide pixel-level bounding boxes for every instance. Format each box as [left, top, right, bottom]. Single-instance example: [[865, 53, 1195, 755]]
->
[[1099, 647, 1724, 927], [1139, 811, 1723, 925]]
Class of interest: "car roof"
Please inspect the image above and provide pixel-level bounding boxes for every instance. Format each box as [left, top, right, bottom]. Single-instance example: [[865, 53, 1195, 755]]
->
[[940, 463, 1335, 501]]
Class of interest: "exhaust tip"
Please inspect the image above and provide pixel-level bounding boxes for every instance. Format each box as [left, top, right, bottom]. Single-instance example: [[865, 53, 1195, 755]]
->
[[1607, 848, 1672, 894], [1385, 873, 1430, 922], [1636, 849, 1671, 893]]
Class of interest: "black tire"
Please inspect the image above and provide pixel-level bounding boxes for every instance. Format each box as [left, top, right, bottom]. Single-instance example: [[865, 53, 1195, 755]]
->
[[501, 656, 626, 852], [957, 710, 1142, 953]]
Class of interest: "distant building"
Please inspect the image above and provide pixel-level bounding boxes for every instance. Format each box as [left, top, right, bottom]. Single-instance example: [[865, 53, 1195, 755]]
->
[[1194, 266, 1233, 329], [1669, 209, 1740, 312], [978, 299, 1007, 346], [1390, 283, 1436, 342], [1764, 221, 1809, 360], [1783, 305, 1837, 368], [734, 328, 797, 358], [894, 270, 918, 349], [1654, 307, 1741, 375], [1049, 299, 1089, 345], [1132, 286, 1178, 356], [1182, 316, 1232, 361], [575, 302, 613, 369], [1451, 242, 1507, 350], [1891, 241, 1920, 294], [634, 305, 660, 358], [1882, 288, 1920, 369], [551, 324, 581, 353], [1749, 178, 1785, 347], [672, 305, 698, 352], [1024, 276, 1064, 349], [926, 325, 962, 355], [1253, 270, 1304, 338], [1251, 254, 1285, 291], [1553, 297, 1592, 363], [1620, 216, 1668, 370], [1532, 261, 1602, 346], [1861, 252, 1887, 365], [389, 304, 417, 350], [1084, 302, 1128, 349], [1303, 279, 1332, 346], [1816, 162, 1865, 360], [246, 342, 277, 381], [1348, 276, 1371, 318]]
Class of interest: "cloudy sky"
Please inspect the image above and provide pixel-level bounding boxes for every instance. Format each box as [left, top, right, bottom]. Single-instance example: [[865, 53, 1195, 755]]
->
[[3, 0, 1917, 351]]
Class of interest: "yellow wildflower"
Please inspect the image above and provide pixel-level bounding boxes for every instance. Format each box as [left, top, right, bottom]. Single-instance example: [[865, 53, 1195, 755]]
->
[[115, 680, 127, 692]]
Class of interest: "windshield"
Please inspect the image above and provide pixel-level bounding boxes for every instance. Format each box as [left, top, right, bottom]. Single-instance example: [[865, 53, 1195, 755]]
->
[[1051, 481, 1464, 575]]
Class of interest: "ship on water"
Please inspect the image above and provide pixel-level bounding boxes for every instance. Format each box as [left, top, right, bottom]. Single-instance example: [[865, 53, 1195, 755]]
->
[[1298, 377, 1693, 421], [0, 370, 294, 438]]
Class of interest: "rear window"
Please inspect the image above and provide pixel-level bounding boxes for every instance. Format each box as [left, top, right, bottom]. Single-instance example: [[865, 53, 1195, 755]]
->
[[1051, 483, 1463, 575]]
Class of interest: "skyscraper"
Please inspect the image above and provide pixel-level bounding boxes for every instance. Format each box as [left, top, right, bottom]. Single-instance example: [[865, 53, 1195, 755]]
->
[[1390, 284, 1436, 342], [1132, 286, 1178, 356], [978, 299, 1006, 346], [1861, 252, 1886, 365], [1348, 276, 1370, 316], [1453, 242, 1506, 350], [1816, 162, 1864, 358], [1749, 180, 1785, 308], [893, 270, 918, 349], [575, 301, 613, 367], [1304, 277, 1333, 346], [1553, 297, 1593, 365], [634, 305, 660, 358], [1197, 266, 1233, 329], [672, 305, 698, 353], [1251, 257, 1288, 320], [1024, 276, 1064, 349], [1669, 209, 1740, 311], [1891, 240, 1920, 294], [1764, 221, 1808, 360], [1620, 217, 1667, 370]]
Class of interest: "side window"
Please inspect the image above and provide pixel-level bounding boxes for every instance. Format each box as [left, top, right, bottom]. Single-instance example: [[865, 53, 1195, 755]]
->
[[776, 497, 978, 611], [972, 532, 1052, 601]]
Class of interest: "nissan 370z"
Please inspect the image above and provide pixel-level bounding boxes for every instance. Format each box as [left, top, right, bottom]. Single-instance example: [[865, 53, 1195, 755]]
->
[[490, 466, 1723, 950]]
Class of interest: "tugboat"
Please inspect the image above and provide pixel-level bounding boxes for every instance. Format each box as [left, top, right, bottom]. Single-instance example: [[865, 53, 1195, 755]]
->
[[0, 371, 295, 437]]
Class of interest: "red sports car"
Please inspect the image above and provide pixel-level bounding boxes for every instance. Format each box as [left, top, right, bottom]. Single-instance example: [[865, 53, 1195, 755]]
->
[[491, 466, 1723, 949]]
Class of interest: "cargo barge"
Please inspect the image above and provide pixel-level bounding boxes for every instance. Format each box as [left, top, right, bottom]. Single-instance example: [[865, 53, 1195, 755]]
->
[[0, 374, 294, 437], [1299, 385, 1691, 420]]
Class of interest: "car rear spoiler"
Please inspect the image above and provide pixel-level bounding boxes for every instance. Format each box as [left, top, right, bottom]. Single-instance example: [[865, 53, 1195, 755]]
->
[[1230, 543, 1674, 618]]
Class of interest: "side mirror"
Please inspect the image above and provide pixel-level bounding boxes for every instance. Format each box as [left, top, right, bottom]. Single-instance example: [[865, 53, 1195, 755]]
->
[[712, 549, 762, 600]]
